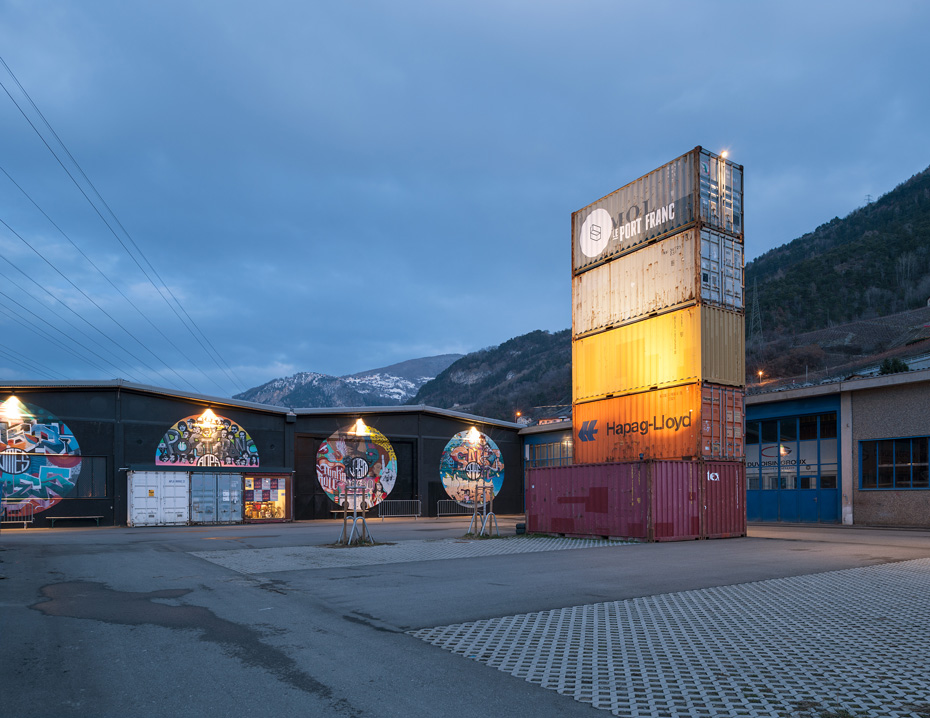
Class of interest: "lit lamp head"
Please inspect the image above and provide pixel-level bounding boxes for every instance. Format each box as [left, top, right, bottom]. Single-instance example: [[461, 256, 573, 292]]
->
[[352, 418, 369, 436], [1, 396, 25, 424], [466, 426, 481, 445]]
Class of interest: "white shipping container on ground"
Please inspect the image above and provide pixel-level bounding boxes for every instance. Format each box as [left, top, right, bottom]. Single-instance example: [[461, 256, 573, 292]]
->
[[573, 227, 743, 338], [128, 471, 190, 526]]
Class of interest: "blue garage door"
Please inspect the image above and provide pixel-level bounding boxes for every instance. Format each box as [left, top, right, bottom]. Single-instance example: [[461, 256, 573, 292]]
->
[[746, 413, 839, 523]]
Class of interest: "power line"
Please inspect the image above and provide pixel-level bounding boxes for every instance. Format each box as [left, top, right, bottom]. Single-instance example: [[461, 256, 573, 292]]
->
[[0, 214, 201, 393], [0, 164, 231, 395], [0, 54, 248, 395], [0, 342, 69, 380]]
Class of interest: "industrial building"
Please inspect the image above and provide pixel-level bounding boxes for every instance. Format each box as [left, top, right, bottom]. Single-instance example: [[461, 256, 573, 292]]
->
[[0, 380, 522, 529]]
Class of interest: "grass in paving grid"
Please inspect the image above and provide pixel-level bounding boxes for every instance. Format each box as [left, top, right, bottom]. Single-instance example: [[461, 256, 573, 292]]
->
[[411, 559, 930, 718], [191, 535, 633, 574]]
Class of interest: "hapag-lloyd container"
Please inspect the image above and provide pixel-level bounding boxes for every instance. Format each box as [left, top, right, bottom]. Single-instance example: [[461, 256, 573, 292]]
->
[[525, 459, 745, 542], [572, 147, 743, 276], [572, 383, 744, 464], [572, 227, 743, 337], [572, 305, 745, 403]]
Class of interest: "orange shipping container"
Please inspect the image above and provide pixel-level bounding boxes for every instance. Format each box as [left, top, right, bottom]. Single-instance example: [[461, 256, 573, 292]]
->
[[572, 227, 743, 338], [572, 383, 744, 463], [572, 305, 745, 403]]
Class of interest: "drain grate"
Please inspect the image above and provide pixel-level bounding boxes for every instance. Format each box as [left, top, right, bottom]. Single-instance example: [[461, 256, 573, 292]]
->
[[411, 559, 930, 717]]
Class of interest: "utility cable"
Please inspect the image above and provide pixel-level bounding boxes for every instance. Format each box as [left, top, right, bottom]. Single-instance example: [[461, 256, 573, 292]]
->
[[0, 214, 202, 393], [0, 54, 248, 395], [0, 163, 229, 395]]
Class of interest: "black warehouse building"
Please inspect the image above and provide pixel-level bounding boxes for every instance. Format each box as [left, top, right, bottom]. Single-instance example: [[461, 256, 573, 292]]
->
[[0, 381, 522, 529]]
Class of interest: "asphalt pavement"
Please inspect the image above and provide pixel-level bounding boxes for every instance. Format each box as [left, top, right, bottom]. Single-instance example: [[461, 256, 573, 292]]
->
[[2, 518, 929, 718]]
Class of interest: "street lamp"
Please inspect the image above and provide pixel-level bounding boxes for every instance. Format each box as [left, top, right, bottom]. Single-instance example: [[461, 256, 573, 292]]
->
[[758, 370, 764, 384]]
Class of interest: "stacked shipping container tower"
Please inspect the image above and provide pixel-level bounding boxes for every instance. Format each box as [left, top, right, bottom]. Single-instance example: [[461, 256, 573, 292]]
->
[[527, 147, 747, 541]]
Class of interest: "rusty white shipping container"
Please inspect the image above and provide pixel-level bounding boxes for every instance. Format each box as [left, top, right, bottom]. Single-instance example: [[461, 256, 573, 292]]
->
[[572, 305, 745, 403], [572, 226, 743, 338], [525, 459, 745, 542], [572, 146, 743, 276], [572, 383, 744, 464]]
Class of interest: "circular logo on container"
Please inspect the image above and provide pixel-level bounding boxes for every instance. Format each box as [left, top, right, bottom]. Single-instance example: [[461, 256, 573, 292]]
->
[[439, 430, 504, 508], [579, 208, 612, 258], [1, 397, 82, 515], [316, 424, 397, 510]]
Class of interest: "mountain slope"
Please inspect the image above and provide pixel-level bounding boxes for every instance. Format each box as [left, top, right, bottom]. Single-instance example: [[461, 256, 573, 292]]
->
[[234, 354, 462, 408], [747, 165, 930, 335], [409, 330, 571, 420]]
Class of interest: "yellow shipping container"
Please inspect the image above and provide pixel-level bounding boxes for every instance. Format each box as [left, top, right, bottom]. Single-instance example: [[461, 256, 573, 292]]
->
[[572, 305, 745, 403]]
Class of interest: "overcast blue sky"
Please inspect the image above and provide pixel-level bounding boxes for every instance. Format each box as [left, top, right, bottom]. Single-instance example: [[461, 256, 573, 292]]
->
[[1, 1, 928, 396]]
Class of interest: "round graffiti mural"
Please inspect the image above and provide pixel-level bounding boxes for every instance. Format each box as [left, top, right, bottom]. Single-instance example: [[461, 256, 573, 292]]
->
[[316, 423, 397, 510], [1, 396, 82, 515], [439, 429, 504, 507], [155, 409, 259, 467]]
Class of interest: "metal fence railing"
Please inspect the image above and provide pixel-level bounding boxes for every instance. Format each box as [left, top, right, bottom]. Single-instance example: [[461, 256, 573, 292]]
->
[[377, 500, 422, 520], [1, 501, 35, 528], [436, 500, 473, 517]]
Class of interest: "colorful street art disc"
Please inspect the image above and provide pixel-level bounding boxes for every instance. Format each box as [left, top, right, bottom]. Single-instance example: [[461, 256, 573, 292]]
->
[[440, 429, 504, 507], [316, 424, 397, 510], [1, 396, 82, 515], [155, 410, 259, 467]]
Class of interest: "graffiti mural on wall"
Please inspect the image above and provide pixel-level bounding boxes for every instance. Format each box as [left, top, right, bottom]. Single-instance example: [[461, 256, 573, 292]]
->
[[1, 396, 82, 515], [317, 422, 397, 511], [155, 409, 259, 467], [440, 429, 504, 507]]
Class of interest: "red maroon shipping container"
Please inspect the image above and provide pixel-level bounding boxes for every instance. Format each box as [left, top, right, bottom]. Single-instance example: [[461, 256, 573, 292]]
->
[[573, 383, 744, 464], [525, 459, 745, 542]]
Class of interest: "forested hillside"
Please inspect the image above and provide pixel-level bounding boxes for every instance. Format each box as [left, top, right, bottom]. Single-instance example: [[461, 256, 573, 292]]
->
[[408, 330, 571, 419], [747, 165, 930, 335]]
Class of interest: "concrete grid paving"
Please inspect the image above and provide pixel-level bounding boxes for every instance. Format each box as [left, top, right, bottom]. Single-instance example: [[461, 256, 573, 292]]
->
[[191, 535, 631, 574], [411, 558, 930, 718]]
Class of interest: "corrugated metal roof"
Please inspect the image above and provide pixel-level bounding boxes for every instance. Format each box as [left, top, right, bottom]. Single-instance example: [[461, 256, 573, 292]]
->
[[0, 379, 520, 429]]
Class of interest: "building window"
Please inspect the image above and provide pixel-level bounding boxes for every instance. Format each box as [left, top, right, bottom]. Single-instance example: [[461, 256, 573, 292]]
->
[[746, 412, 838, 492], [860, 437, 930, 490], [526, 439, 573, 469]]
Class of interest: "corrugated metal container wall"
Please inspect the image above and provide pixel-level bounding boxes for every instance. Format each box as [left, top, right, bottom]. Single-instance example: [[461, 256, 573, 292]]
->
[[525, 459, 746, 542], [525, 462, 647, 539], [572, 228, 744, 337], [699, 228, 743, 312], [572, 151, 696, 275], [651, 460, 700, 541], [572, 147, 743, 276], [572, 383, 744, 464], [697, 149, 743, 238], [572, 306, 745, 403], [702, 461, 746, 538], [701, 385, 745, 459]]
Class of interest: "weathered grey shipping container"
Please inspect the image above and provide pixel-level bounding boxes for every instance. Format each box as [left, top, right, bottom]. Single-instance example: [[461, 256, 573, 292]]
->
[[572, 146, 743, 275], [572, 226, 743, 337]]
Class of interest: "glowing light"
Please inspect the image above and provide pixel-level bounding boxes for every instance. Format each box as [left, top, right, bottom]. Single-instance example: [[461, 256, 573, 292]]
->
[[193, 409, 224, 432], [1, 396, 25, 424], [352, 418, 369, 436], [466, 426, 481, 445]]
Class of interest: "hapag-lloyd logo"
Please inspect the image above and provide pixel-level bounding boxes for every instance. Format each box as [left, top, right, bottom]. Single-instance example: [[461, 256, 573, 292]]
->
[[605, 413, 692, 438], [578, 200, 677, 258]]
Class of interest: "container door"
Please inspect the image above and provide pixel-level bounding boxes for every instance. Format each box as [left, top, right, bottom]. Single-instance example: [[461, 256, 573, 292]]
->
[[217, 474, 242, 523], [702, 462, 746, 538], [160, 474, 190, 525], [128, 471, 165, 527], [190, 473, 217, 524]]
